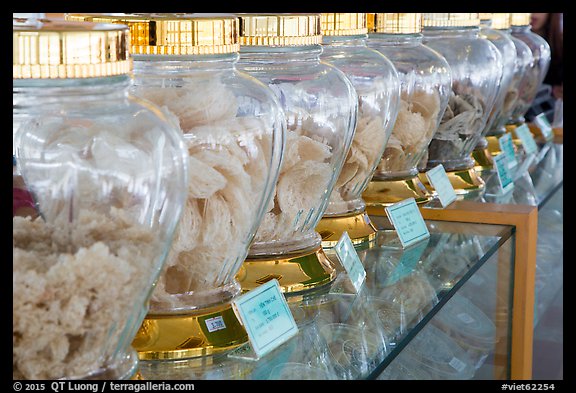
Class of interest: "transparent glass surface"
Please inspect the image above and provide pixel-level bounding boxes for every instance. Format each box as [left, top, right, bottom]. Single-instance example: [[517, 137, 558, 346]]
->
[[482, 142, 562, 207], [366, 33, 451, 178], [137, 218, 515, 380], [508, 25, 552, 125], [479, 142, 563, 326], [488, 36, 533, 137], [237, 45, 358, 256], [478, 25, 517, 141], [422, 27, 502, 171], [130, 54, 285, 314], [320, 35, 400, 215], [13, 76, 189, 380]]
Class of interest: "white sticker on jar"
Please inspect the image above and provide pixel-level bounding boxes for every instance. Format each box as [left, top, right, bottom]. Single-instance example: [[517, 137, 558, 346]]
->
[[457, 312, 475, 324], [205, 316, 227, 333], [449, 357, 467, 372]]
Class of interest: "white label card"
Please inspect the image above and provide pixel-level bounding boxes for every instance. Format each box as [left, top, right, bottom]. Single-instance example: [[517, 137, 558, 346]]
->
[[515, 124, 539, 155], [493, 153, 515, 194], [231, 279, 298, 359], [425, 164, 457, 208], [385, 198, 430, 248], [534, 113, 553, 141], [334, 232, 366, 293], [498, 133, 518, 170]]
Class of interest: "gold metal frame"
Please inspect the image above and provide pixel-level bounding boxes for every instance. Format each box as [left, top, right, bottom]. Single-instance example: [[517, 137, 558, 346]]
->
[[237, 246, 337, 294], [316, 210, 377, 249]]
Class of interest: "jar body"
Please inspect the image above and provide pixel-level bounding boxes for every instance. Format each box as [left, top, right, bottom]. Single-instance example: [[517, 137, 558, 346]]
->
[[423, 28, 502, 171], [367, 34, 452, 179], [12, 76, 189, 380], [488, 35, 533, 136], [479, 27, 517, 140], [131, 55, 285, 313], [320, 37, 400, 216], [237, 46, 357, 256], [508, 26, 551, 124]]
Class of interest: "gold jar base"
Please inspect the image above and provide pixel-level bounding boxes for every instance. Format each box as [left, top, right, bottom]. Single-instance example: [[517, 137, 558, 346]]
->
[[472, 147, 495, 174], [362, 176, 432, 215], [237, 246, 337, 295], [316, 210, 377, 249], [486, 135, 503, 156], [418, 166, 485, 196], [132, 303, 248, 361]]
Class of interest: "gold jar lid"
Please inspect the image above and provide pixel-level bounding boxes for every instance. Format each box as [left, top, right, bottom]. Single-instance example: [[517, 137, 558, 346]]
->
[[13, 18, 131, 79], [320, 13, 367, 36], [65, 13, 239, 55], [422, 13, 480, 28], [491, 13, 511, 29], [237, 14, 322, 46], [367, 13, 422, 34], [509, 13, 531, 26]]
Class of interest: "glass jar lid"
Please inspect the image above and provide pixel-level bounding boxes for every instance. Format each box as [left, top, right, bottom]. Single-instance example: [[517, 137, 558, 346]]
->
[[65, 13, 239, 55], [368, 13, 422, 34], [422, 13, 480, 28], [237, 13, 322, 46], [491, 13, 512, 29], [320, 13, 367, 36], [478, 13, 493, 21], [13, 18, 131, 79], [478, 13, 511, 30], [509, 13, 531, 26]]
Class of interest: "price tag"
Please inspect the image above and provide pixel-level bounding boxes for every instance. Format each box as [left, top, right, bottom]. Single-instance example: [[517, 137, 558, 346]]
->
[[425, 164, 457, 208], [334, 232, 366, 293], [231, 279, 298, 359], [385, 198, 430, 248], [449, 357, 468, 372], [498, 133, 518, 170], [493, 153, 515, 194], [515, 124, 538, 155], [534, 113, 554, 141]]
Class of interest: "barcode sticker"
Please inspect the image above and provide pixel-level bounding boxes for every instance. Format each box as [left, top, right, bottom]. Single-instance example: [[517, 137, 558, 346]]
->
[[205, 316, 227, 333], [449, 357, 467, 372]]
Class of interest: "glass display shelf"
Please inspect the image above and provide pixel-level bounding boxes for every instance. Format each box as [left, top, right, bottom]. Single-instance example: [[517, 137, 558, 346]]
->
[[476, 141, 563, 327], [481, 141, 563, 208], [136, 218, 515, 380]]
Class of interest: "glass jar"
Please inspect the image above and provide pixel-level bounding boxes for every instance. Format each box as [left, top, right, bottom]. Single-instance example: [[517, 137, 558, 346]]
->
[[508, 13, 551, 127], [13, 19, 189, 380], [235, 13, 358, 294], [66, 13, 285, 360], [484, 15, 533, 158], [364, 13, 451, 206], [420, 13, 502, 195], [472, 13, 517, 172], [316, 13, 400, 248]]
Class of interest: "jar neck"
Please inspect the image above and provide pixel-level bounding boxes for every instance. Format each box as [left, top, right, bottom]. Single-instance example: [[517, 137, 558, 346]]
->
[[423, 26, 480, 39], [13, 75, 131, 104], [132, 53, 238, 76], [511, 25, 531, 34], [322, 34, 368, 47], [367, 33, 423, 46], [238, 45, 322, 65]]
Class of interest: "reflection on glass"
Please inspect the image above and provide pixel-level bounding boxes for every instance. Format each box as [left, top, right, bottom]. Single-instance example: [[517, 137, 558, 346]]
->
[[395, 324, 475, 380], [319, 323, 387, 379], [432, 293, 497, 370]]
